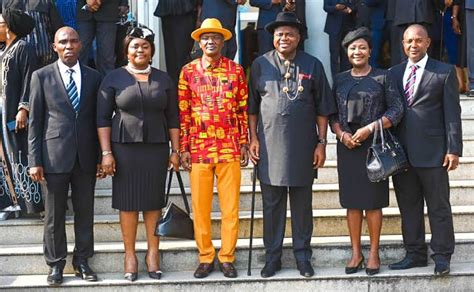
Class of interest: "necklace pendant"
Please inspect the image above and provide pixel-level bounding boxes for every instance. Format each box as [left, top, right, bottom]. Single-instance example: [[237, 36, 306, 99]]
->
[[297, 86, 304, 92], [284, 60, 291, 67], [284, 72, 291, 79], [282, 86, 289, 93]]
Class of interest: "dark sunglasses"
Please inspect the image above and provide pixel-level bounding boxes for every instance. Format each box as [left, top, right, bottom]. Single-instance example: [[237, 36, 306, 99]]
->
[[126, 26, 155, 43]]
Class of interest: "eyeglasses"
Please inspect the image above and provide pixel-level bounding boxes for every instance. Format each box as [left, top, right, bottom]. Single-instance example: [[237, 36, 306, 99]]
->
[[127, 26, 155, 43], [200, 34, 224, 42]]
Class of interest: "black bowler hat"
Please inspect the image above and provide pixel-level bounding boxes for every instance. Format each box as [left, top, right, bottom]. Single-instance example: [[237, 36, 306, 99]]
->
[[342, 26, 372, 48], [265, 11, 307, 35]]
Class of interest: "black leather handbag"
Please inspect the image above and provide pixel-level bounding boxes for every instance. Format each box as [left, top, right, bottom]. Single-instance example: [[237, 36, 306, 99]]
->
[[366, 119, 410, 182], [155, 169, 194, 239]]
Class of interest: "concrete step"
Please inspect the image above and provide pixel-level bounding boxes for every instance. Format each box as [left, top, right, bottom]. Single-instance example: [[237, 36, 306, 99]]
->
[[0, 233, 473, 276], [95, 156, 474, 191], [462, 116, 474, 135], [89, 179, 474, 215], [2, 206, 474, 244], [461, 96, 474, 116], [1, 262, 473, 291]]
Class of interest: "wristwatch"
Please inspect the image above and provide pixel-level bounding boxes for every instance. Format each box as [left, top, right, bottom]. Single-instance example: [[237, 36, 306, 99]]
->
[[102, 150, 113, 156], [318, 138, 327, 145], [171, 149, 180, 155]]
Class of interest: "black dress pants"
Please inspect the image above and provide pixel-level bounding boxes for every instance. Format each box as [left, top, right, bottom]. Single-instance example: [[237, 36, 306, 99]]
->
[[392, 166, 454, 262], [260, 183, 313, 264], [328, 33, 351, 79], [42, 159, 96, 268], [161, 12, 197, 85]]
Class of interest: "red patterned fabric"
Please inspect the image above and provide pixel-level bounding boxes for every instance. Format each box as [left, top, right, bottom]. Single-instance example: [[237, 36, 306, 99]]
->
[[178, 56, 249, 163]]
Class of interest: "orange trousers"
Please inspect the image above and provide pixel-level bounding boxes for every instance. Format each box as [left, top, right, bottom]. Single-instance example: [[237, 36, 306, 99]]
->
[[189, 161, 240, 263]]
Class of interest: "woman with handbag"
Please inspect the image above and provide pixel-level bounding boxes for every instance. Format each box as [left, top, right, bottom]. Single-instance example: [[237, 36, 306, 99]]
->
[[330, 27, 404, 275], [97, 26, 180, 281]]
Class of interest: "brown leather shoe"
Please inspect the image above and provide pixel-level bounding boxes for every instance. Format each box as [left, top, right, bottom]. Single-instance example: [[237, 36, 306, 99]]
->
[[193, 263, 214, 278], [219, 262, 237, 278]]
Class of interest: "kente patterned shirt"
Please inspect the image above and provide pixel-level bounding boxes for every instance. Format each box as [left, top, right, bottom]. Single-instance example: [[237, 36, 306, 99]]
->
[[178, 56, 249, 163]]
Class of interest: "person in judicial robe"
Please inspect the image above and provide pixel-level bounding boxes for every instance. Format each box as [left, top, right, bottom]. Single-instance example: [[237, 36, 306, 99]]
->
[[248, 12, 336, 278], [388, 24, 462, 276], [28, 27, 102, 285]]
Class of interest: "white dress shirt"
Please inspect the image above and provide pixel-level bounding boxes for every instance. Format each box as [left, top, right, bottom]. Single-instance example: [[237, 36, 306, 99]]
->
[[403, 53, 429, 97], [57, 59, 82, 99]]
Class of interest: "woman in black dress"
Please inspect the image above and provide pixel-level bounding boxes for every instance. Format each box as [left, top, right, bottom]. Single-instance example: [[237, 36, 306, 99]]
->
[[330, 27, 404, 275], [97, 27, 180, 281], [0, 9, 42, 220]]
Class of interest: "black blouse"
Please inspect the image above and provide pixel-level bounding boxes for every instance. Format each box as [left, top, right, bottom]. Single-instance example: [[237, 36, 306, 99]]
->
[[97, 67, 179, 143], [330, 67, 405, 132]]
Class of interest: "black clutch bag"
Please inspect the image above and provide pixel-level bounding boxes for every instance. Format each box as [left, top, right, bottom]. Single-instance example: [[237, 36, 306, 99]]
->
[[366, 119, 410, 182], [155, 169, 194, 239]]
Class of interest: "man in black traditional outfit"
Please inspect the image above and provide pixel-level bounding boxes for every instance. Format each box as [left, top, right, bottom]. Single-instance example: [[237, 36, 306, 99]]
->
[[248, 12, 336, 278]]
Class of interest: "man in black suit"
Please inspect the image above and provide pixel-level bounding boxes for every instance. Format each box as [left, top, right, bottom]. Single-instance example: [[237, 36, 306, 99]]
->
[[200, 0, 247, 60], [76, 0, 128, 76], [389, 24, 462, 276], [28, 27, 103, 285], [323, 0, 356, 78], [391, 0, 443, 64]]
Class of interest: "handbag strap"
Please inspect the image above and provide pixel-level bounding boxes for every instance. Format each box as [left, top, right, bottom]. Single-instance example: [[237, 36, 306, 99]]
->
[[176, 171, 191, 215], [165, 169, 191, 215], [371, 119, 387, 151]]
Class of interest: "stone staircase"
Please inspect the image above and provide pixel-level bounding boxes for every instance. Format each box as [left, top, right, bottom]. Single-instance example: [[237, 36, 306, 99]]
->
[[1, 96, 474, 291]]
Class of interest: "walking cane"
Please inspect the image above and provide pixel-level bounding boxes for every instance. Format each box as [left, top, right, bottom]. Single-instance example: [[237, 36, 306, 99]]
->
[[247, 164, 257, 276]]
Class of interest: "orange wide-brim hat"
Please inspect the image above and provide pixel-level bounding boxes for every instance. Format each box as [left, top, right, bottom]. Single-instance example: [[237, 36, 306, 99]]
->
[[191, 18, 232, 42]]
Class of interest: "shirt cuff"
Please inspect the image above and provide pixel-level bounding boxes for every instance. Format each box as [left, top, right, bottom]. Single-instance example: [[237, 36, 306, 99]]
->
[[18, 102, 29, 112]]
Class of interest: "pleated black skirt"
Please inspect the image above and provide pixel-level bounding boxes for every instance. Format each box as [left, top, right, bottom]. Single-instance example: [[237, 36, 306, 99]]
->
[[337, 125, 389, 210], [111, 142, 169, 211]]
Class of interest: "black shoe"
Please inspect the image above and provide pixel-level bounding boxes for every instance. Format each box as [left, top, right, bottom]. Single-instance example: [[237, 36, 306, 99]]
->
[[434, 261, 450, 276], [345, 256, 365, 274], [193, 262, 214, 278], [260, 261, 282, 278], [73, 262, 98, 282], [124, 272, 138, 282], [366, 267, 380, 276], [388, 257, 427, 270], [467, 89, 474, 97], [219, 262, 238, 278], [296, 261, 314, 277], [47, 266, 63, 286], [145, 255, 162, 280]]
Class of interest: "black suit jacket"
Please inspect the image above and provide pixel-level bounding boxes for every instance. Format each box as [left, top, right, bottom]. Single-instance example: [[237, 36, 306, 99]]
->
[[393, 0, 443, 26], [76, 0, 128, 22], [28, 62, 102, 174], [323, 0, 356, 35], [390, 58, 462, 168]]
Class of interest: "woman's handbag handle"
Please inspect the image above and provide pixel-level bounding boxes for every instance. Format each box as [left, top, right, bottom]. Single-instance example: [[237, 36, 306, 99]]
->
[[371, 119, 386, 151], [165, 169, 191, 215]]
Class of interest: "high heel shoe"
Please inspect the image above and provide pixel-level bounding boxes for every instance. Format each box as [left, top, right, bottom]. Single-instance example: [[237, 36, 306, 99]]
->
[[123, 255, 138, 282], [345, 256, 365, 274], [366, 266, 380, 276], [366, 255, 381, 276], [145, 255, 162, 280]]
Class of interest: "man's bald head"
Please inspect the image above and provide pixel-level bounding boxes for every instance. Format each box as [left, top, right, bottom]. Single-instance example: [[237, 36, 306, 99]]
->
[[53, 26, 82, 67], [402, 24, 431, 63], [403, 24, 429, 40], [54, 26, 80, 43]]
